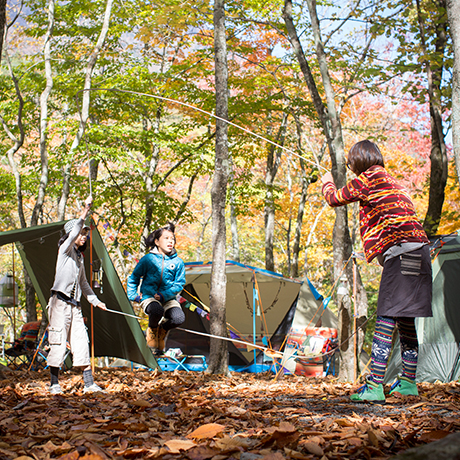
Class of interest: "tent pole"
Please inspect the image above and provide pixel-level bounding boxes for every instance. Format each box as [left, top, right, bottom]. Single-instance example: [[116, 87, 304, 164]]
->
[[353, 256, 357, 382], [252, 273, 257, 364], [448, 342, 460, 382], [12, 243, 16, 341], [90, 222, 95, 373]]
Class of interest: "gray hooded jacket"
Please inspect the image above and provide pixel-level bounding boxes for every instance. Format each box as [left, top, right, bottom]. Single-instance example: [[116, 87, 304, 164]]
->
[[51, 217, 101, 306]]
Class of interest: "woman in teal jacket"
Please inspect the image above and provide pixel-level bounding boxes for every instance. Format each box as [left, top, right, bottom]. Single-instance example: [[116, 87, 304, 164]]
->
[[127, 222, 186, 355]]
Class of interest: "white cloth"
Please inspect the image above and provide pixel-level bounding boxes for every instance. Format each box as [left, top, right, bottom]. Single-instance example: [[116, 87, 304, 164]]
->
[[46, 294, 90, 368]]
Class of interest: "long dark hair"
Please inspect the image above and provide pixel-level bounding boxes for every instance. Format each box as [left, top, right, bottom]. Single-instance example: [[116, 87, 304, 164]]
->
[[144, 222, 176, 249], [58, 232, 89, 252], [348, 140, 385, 175]]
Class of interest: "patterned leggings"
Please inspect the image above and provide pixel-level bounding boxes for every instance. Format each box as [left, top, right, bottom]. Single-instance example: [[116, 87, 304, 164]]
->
[[370, 316, 418, 384]]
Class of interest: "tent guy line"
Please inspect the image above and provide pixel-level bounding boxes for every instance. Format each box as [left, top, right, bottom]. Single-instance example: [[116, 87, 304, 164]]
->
[[104, 307, 349, 361], [104, 308, 283, 357], [74, 88, 329, 174]]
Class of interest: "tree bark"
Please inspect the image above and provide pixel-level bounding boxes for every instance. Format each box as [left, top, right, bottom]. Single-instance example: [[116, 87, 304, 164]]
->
[[284, 0, 369, 381], [208, 0, 229, 375], [264, 113, 288, 272], [30, 0, 54, 227], [0, 0, 6, 60], [447, 0, 460, 186], [417, 0, 449, 237], [229, 157, 240, 262], [24, 270, 38, 322], [57, 0, 114, 220]]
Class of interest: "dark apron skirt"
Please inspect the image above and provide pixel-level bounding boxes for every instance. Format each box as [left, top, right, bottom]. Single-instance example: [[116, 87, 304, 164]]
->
[[377, 245, 432, 318]]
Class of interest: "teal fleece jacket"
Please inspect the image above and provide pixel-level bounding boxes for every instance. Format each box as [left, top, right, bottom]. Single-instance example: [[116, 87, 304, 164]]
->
[[127, 247, 185, 302]]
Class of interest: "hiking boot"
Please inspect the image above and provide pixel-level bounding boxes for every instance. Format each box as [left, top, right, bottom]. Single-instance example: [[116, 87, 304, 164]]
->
[[83, 383, 105, 394], [157, 327, 169, 353], [49, 384, 62, 395], [350, 377, 385, 403], [146, 327, 159, 349], [389, 376, 419, 396]]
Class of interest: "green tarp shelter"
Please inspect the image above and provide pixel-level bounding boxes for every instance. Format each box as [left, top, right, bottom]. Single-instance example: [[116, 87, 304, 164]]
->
[[385, 233, 460, 383], [0, 221, 158, 369]]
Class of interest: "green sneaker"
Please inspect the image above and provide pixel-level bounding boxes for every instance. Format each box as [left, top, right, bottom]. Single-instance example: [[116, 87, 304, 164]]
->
[[389, 376, 418, 396], [350, 378, 385, 403]]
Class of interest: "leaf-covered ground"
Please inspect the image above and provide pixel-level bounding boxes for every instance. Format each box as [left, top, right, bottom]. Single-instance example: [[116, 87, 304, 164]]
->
[[1, 367, 459, 460]]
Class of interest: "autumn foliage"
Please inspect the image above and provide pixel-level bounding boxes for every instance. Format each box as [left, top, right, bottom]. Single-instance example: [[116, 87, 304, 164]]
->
[[0, 368, 459, 460]]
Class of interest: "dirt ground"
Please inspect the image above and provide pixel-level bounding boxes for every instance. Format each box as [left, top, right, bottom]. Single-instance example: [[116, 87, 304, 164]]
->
[[1, 367, 459, 460]]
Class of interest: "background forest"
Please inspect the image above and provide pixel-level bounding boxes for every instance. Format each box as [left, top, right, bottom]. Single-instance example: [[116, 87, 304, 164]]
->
[[1, 0, 459, 369]]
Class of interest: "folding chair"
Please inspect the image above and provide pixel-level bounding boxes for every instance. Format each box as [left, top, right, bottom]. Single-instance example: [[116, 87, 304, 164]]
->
[[27, 328, 72, 372], [0, 324, 7, 366], [156, 348, 208, 372], [4, 321, 41, 369]]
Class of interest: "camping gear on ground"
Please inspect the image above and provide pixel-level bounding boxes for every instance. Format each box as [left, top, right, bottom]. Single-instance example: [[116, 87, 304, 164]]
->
[[284, 326, 338, 377]]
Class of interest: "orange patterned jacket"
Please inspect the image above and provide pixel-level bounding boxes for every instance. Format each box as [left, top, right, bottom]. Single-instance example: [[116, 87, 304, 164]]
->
[[322, 165, 429, 262]]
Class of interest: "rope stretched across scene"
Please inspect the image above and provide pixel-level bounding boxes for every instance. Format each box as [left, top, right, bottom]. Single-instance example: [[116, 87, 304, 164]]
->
[[104, 307, 370, 361]]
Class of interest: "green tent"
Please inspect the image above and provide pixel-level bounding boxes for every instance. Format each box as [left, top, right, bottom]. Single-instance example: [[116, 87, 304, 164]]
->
[[385, 234, 460, 383], [0, 221, 158, 369]]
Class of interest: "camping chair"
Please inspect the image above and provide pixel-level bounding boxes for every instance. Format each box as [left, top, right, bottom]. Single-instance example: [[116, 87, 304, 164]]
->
[[0, 324, 6, 365], [322, 335, 339, 376], [27, 328, 73, 372], [4, 321, 41, 369], [156, 348, 208, 372]]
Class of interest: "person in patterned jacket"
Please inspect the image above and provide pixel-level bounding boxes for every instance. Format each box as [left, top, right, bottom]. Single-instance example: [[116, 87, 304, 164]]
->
[[321, 139, 432, 402]]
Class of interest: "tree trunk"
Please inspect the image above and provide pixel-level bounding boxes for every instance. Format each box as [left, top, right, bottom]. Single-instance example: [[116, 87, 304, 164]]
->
[[0, 0, 6, 59], [284, 0, 369, 381], [264, 113, 288, 272], [23, 0, 55, 319], [290, 158, 309, 278], [57, 0, 114, 220], [208, 0, 229, 375], [229, 157, 240, 262], [24, 270, 38, 322], [447, 0, 460, 186], [417, 0, 449, 237], [30, 0, 54, 227]]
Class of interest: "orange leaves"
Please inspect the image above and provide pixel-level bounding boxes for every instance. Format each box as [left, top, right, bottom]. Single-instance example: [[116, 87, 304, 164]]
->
[[187, 423, 226, 440], [164, 439, 197, 453], [0, 370, 459, 459]]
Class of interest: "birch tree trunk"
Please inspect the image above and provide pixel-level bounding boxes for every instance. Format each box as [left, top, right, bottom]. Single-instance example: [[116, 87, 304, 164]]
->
[[0, 0, 6, 59], [284, 0, 368, 381], [417, 0, 449, 236], [30, 0, 54, 227], [2, 49, 26, 228], [229, 157, 240, 262], [447, 0, 460, 186], [208, 0, 229, 375], [57, 0, 114, 220], [264, 113, 288, 272]]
